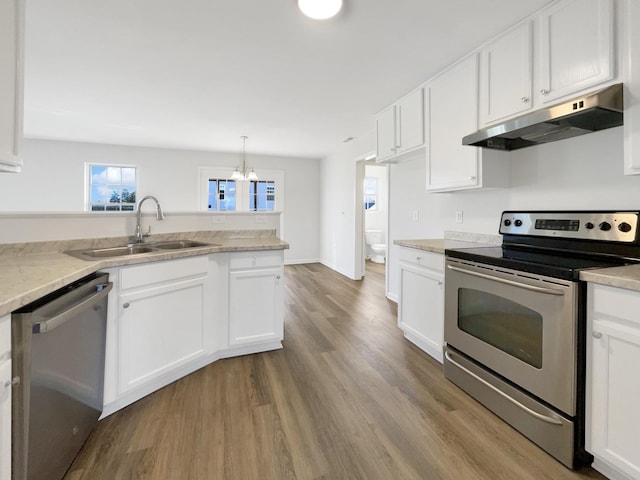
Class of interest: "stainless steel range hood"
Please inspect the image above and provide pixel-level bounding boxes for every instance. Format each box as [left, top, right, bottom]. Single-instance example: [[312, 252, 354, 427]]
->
[[462, 83, 623, 151]]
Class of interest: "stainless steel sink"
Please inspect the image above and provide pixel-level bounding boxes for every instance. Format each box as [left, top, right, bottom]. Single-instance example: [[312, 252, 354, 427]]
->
[[64, 240, 218, 261], [150, 240, 213, 250], [76, 245, 156, 258]]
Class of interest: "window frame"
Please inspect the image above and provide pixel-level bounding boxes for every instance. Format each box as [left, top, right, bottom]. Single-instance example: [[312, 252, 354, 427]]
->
[[198, 167, 284, 213], [85, 163, 138, 212]]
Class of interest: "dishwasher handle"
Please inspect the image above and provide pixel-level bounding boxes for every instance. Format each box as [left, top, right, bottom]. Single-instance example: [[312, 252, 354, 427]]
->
[[32, 282, 113, 334]]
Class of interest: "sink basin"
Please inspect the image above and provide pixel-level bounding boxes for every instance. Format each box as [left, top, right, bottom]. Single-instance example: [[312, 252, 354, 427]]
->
[[64, 240, 218, 260], [70, 245, 156, 259], [150, 240, 214, 250]]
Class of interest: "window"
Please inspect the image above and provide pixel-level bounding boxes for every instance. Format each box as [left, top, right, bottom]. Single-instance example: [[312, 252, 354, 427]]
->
[[198, 167, 284, 212], [87, 164, 137, 211], [249, 180, 276, 211], [208, 178, 237, 211], [364, 177, 378, 210]]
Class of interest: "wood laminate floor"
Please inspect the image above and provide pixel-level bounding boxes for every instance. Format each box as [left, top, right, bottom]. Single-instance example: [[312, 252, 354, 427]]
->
[[65, 262, 607, 480]]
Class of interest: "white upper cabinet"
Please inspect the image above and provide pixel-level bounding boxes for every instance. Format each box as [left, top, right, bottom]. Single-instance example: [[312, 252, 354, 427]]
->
[[375, 88, 425, 162], [536, 0, 614, 104], [480, 21, 534, 126], [426, 53, 509, 192], [0, 0, 24, 173], [622, 0, 640, 175]]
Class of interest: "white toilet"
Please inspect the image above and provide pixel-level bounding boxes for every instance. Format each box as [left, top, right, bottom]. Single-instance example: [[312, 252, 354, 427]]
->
[[365, 229, 387, 264]]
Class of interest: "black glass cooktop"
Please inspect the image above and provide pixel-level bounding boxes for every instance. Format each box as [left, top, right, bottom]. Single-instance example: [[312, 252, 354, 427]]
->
[[445, 246, 633, 281]]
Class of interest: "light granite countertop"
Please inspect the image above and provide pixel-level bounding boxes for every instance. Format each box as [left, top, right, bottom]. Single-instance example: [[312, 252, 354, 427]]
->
[[0, 230, 288, 317], [394, 231, 502, 254], [395, 233, 640, 293], [580, 264, 640, 292], [393, 238, 497, 254]]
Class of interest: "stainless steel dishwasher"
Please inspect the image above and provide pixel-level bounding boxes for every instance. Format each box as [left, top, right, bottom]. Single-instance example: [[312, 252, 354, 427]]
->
[[11, 272, 112, 480]]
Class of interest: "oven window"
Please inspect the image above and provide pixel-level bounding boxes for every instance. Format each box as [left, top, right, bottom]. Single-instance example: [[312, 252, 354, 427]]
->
[[458, 288, 543, 368]]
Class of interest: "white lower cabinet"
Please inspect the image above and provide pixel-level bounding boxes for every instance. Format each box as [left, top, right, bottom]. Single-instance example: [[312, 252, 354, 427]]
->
[[228, 251, 284, 347], [102, 250, 285, 417], [102, 255, 213, 415], [397, 248, 444, 363], [586, 283, 640, 480], [0, 315, 10, 480]]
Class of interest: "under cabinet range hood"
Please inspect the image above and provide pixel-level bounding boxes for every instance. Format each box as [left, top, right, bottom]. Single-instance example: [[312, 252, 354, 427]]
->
[[462, 83, 623, 151]]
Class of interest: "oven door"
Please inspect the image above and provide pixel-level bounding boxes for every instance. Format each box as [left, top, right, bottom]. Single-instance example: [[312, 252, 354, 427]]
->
[[444, 257, 578, 416]]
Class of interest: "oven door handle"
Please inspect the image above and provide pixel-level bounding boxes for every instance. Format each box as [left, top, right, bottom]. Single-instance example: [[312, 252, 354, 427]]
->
[[446, 264, 565, 296], [444, 351, 564, 425]]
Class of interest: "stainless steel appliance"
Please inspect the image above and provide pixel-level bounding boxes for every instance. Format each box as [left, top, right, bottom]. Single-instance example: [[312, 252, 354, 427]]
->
[[11, 272, 112, 480], [462, 83, 623, 150], [444, 211, 640, 468]]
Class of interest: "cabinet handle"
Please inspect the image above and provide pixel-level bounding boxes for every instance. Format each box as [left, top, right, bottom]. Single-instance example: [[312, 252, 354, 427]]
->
[[123, 302, 130, 309], [416, 256, 422, 261], [470, 176, 477, 181], [521, 96, 529, 103], [276, 274, 281, 279], [540, 89, 549, 95], [592, 331, 603, 339]]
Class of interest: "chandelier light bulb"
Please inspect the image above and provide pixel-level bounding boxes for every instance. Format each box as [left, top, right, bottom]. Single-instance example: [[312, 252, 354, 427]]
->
[[298, 0, 343, 20]]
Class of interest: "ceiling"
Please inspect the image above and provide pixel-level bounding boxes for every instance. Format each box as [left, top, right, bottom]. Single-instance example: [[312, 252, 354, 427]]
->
[[23, 0, 551, 159]]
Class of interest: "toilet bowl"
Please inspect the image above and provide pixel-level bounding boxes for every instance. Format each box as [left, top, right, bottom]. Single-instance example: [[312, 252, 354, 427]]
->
[[365, 229, 387, 264]]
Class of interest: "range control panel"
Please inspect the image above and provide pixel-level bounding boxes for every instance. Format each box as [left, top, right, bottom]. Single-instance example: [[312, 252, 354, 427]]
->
[[499, 211, 639, 242]]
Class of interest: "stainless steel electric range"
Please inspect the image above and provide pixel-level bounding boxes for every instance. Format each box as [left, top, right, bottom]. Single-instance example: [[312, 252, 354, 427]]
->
[[443, 211, 640, 468]]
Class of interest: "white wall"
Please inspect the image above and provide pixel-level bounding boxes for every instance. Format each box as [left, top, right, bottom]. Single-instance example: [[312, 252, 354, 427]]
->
[[319, 125, 640, 299], [0, 139, 321, 264], [319, 131, 375, 279]]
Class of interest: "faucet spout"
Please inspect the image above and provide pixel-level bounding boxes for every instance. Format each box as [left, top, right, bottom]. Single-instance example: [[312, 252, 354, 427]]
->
[[135, 195, 165, 243]]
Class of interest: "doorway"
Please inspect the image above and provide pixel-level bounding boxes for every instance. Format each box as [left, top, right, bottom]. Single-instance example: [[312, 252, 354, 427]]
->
[[356, 159, 389, 293]]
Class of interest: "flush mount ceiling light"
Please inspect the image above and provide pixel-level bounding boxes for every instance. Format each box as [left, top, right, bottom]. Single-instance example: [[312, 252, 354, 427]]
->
[[231, 136, 258, 181], [298, 0, 343, 20]]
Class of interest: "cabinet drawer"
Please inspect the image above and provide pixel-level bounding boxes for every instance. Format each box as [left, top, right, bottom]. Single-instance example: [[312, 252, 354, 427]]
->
[[120, 256, 208, 290], [399, 248, 444, 272], [230, 251, 283, 270], [590, 284, 640, 326], [0, 315, 9, 358]]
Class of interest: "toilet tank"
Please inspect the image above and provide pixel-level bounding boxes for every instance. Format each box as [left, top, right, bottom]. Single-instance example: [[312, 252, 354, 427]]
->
[[365, 229, 384, 245]]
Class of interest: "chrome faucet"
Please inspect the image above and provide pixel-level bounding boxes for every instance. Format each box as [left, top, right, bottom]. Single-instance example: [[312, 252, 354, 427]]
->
[[134, 195, 165, 243]]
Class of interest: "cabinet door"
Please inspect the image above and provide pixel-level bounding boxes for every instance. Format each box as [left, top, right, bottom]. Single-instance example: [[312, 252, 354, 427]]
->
[[0, 360, 10, 480], [537, 0, 614, 104], [589, 317, 640, 479], [623, 0, 640, 175], [398, 261, 444, 363], [118, 278, 207, 393], [480, 21, 533, 125], [0, 0, 23, 173], [426, 54, 481, 191], [376, 105, 397, 161], [229, 267, 283, 346], [396, 88, 425, 154]]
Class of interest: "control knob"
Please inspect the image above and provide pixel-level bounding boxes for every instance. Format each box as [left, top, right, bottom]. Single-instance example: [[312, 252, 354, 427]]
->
[[514, 219, 523, 227], [599, 222, 612, 231], [585, 222, 594, 230], [618, 222, 632, 233], [503, 219, 511, 227]]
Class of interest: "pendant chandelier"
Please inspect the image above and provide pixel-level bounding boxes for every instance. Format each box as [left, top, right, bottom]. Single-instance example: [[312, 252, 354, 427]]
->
[[231, 136, 258, 181], [298, 0, 343, 20]]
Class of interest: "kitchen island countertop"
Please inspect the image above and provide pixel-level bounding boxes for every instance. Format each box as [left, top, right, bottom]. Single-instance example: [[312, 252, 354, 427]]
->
[[0, 230, 288, 317]]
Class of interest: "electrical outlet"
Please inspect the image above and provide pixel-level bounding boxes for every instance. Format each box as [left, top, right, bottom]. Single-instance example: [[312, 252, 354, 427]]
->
[[412, 210, 419, 222], [455, 210, 463, 224], [212, 216, 226, 224], [255, 216, 267, 224]]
